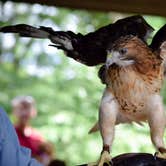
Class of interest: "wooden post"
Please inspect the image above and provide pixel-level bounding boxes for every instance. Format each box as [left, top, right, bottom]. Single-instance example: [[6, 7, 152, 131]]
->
[[1, 0, 166, 17]]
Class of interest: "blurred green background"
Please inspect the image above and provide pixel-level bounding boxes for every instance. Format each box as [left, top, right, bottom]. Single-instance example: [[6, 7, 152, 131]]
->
[[0, 1, 166, 165]]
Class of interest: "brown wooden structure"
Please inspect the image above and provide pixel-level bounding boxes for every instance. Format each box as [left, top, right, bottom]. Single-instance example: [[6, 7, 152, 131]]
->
[[1, 0, 166, 17]]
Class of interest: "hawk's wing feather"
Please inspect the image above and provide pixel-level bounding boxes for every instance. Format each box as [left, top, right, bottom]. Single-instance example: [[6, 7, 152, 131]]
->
[[149, 24, 166, 76], [0, 15, 154, 66], [0, 24, 50, 38], [149, 24, 166, 52]]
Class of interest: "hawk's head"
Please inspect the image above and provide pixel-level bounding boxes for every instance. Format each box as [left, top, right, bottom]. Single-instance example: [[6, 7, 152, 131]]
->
[[106, 35, 152, 68]]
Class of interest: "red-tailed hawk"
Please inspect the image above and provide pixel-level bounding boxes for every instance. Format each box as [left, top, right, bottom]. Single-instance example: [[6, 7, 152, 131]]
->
[[89, 35, 166, 166]]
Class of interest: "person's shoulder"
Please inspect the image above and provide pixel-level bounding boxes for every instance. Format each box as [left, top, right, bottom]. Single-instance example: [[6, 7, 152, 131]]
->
[[30, 127, 44, 141], [0, 107, 8, 119]]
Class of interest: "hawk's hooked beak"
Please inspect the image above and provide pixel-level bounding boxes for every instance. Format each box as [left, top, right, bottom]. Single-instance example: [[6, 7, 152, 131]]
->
[[106, 51, 116, 68], [106, 50, 135, 68], [107, 52, 112, 59]]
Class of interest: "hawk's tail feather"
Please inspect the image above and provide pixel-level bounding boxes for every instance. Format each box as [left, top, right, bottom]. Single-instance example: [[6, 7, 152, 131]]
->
[[88, 122, 99, 134]]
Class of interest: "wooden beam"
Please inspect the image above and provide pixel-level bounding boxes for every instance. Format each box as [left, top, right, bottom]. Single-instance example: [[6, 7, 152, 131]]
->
[[1, 0, 166, 17]]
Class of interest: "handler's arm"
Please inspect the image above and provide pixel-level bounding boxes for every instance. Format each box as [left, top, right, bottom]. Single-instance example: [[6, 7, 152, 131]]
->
[[0, 107, 43, 166]]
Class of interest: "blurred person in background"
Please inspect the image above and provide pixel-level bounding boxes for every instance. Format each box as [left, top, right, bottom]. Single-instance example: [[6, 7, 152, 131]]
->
[[12, 95, 54, 166]]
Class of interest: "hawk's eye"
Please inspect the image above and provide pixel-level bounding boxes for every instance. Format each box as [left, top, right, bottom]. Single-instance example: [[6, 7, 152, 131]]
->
[[119, 48, 128, 55]]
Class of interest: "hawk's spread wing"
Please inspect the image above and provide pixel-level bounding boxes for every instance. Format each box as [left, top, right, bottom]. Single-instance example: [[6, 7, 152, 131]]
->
[[149, 24, 166, 52], [0, 15, 153, 66], [149, 24, 166, 75]]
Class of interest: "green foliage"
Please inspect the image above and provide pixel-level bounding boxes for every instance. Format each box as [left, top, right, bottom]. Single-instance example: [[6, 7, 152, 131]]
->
[[0, 2, 166, 165]]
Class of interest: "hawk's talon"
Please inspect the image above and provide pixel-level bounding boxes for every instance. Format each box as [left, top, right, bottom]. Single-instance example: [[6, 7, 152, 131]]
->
[[98, 151, 112, 166], [87, 151, 112, 166], [153, 152, 158, 160], [154, 148, 166, 159]]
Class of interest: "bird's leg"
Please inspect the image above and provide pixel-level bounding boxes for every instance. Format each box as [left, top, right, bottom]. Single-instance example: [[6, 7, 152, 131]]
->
[[147, 95, 166, 159], [97, 146, 112, 166], [87, 150, 112, 166], [98, 89, 118, 166], [87, 89, 118, 166]]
